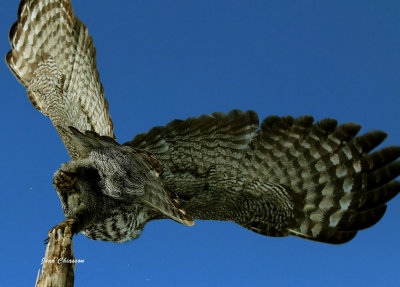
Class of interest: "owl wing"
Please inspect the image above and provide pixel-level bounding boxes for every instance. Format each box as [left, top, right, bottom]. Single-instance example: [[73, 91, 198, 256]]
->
[[126, 110, 400, 244], [6, 0, 114, 160]]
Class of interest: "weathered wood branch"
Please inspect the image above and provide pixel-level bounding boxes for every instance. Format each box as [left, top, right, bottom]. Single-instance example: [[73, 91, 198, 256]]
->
[[35, 226, 75, 287]]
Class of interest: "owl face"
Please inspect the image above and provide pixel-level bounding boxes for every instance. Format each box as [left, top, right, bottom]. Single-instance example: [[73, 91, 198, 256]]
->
[[53, 159, 102, 218], [53, 158, 154, 242]]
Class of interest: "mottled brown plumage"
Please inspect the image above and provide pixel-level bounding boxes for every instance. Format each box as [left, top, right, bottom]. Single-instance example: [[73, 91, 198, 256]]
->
[[6, 0, 400, 244], [6, 0, 114, 159]]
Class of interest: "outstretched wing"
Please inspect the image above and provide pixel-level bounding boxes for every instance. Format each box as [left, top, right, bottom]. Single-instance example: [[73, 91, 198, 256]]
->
[[126, 110, 400, 244], [6, 0, 114, 159]]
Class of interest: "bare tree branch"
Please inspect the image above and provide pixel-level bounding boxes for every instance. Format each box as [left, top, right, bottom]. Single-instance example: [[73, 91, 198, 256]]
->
[[35, 227, 75, 287]]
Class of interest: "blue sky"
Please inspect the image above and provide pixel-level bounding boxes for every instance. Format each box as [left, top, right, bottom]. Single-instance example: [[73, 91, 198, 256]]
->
[[1, 1, 399, 286]]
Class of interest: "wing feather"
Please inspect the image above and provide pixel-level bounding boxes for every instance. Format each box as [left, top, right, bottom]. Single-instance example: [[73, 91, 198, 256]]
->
[[6, 0, 114, 159], [126, 110, 400, 243]]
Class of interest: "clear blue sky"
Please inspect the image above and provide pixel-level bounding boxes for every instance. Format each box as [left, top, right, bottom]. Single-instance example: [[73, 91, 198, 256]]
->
[[1, 1, 399, 286]]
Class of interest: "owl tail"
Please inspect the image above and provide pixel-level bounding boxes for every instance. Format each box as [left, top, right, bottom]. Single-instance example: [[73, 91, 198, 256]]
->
[[245, 116, 400, 244]]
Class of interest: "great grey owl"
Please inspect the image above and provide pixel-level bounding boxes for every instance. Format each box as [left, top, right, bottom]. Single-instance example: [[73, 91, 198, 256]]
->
[[6, 0, 400, 244]]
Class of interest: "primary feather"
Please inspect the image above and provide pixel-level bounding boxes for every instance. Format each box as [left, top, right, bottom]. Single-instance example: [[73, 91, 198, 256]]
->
[[6, 0, 400, 244]]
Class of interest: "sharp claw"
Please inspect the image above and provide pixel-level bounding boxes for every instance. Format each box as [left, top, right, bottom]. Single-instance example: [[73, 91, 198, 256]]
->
[[53, 170, 77, 189], [45, 218, 77, 244]]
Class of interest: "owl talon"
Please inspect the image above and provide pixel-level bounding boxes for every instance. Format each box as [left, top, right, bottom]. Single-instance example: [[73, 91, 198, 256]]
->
[[44, 218, 78, 244], [53, 170, 77, 190]]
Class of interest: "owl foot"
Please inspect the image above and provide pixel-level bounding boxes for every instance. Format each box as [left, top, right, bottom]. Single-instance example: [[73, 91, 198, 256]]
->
[[44, 218, 79, 244], [53, 170, 77, 190]]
